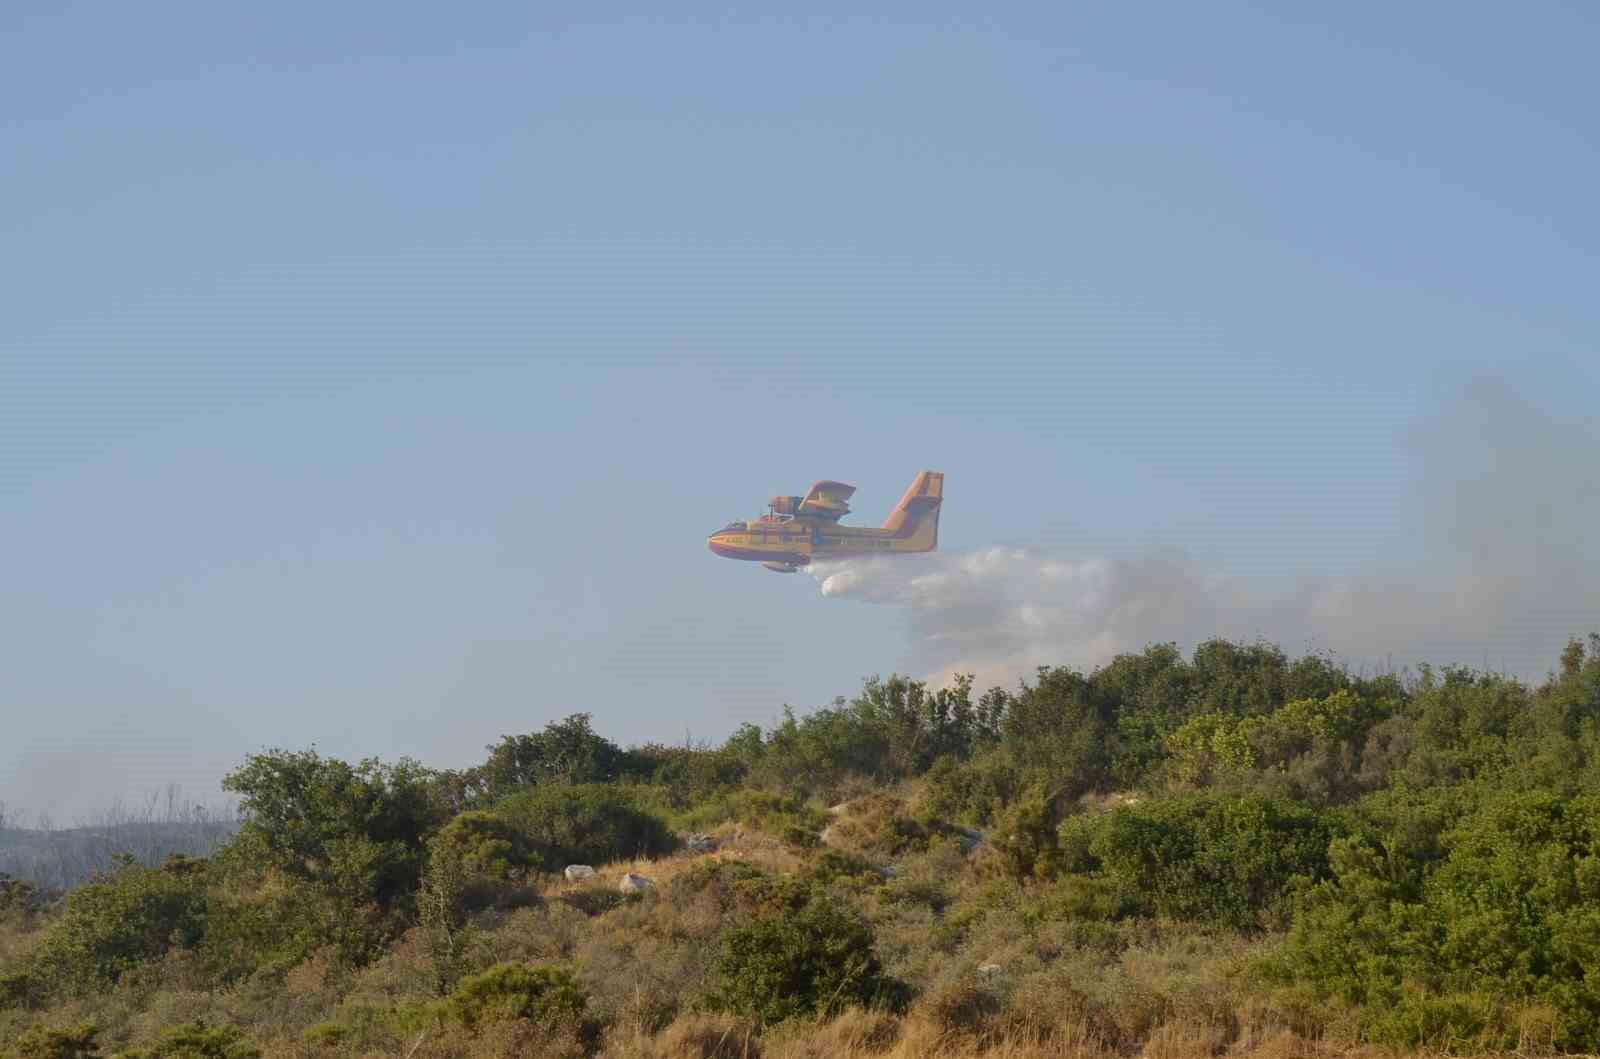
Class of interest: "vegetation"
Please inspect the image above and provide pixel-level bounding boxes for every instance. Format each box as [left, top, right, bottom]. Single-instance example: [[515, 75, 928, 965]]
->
[[4, 634, 1600, 1056], [704, 889, 896, 1027]]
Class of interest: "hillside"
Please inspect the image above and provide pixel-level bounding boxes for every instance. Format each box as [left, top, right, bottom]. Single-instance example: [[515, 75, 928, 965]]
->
[[4, 635, 1600, 1058]]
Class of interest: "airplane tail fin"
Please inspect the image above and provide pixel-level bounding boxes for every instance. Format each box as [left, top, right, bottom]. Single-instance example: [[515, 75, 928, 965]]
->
[[881, 470, 943, 550]]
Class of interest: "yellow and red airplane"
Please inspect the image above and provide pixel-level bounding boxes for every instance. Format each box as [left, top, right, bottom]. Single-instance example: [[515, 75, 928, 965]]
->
[[707, 471, 943, 572]]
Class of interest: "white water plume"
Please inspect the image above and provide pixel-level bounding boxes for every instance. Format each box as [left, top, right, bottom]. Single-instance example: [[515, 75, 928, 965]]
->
[[812, 381, 1600, 691]]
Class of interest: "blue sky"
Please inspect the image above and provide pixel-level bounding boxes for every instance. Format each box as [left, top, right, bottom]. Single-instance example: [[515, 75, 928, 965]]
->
[[3, 3, 1597, 817]]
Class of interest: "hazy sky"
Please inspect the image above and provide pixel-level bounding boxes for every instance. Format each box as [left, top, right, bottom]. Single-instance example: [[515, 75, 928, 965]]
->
[[3, 3, 1597, 819]]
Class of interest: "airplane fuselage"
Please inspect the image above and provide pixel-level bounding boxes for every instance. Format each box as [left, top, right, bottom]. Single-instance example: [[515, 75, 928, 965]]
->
[[707, 519, 912, 566], [707, 471, 943, 573]]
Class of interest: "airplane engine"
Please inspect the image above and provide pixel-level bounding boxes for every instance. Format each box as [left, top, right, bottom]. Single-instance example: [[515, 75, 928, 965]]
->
[[769, 496, 802, 516]]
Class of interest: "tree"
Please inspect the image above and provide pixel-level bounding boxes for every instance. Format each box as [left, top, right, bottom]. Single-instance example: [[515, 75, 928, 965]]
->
[[221, 749, 445, 909], [474, 714, 638, 800], [493, 784, 675, 870], [417, 843, 471, 996]]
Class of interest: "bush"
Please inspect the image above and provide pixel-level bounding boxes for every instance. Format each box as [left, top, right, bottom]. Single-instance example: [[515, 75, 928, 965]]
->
[[430, 811, 534, 881], [0, 875, 43, 923], [820, 794, 933, 859], [29, 859, 208, 994], [1057, 793, 1332, 927], [7, 1023, 100, 1059], [806, 849, 880, 887], [1, 969, 43, 1011], [673, 789, 825, 841], [1283, 789, 1600, 1049], [991, 788, 1061, 880], [193, 871, 332, 982], [120, 1021, 260, 1059], [628, 737, 754, 809], [703, 893, 896, 1027], [672, 860, 810, 919], [920, 752, 1020, 828], [495, 784, 675, 870], [444, 962, 588, 1032]]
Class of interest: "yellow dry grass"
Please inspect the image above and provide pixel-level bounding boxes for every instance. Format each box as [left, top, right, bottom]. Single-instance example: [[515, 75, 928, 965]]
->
[[537, 825, 808, 902], [596, 1010, 1516, 1059]]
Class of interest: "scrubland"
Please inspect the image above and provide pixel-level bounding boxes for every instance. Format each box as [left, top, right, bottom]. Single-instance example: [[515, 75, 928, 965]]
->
[[5, 635, 1600, 1058]]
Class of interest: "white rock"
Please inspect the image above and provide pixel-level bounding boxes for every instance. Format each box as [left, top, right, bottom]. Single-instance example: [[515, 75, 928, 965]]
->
[[977, 963, 1002, 978], [684, 833, 718, 854], [563, 864, 596, 881], [618, 872, 654, 894], [878, 865, 898, 880]]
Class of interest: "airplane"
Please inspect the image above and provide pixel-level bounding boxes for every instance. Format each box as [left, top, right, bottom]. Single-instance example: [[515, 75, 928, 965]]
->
[[707, 471, 943, 572]]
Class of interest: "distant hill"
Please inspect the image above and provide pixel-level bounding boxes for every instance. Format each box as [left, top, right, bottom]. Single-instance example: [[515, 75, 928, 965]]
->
[[0, 816, 238, 891]]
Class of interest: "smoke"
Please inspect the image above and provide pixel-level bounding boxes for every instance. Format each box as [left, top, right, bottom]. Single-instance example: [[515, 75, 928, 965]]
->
[[812, 381, 1600, 689]]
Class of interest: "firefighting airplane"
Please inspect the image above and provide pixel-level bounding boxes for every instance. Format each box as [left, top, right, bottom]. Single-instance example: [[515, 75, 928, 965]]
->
[[707, 471, 943, 572]]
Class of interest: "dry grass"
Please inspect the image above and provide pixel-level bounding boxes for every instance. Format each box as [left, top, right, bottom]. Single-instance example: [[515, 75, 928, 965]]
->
[[537, 826, 808, 904], [0, 914, 40, 968], [601, 1010, 1470, 1059]]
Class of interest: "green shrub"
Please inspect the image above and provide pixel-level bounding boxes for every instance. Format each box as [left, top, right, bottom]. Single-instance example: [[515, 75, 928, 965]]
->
[[628, 737, 754, 809], [806, 849, 880, 887], [703, 893, 896, 1027], [120, 1020, 260, 1059], [672, 860, 809, 918], [29, 859, 208, 994], [429, 812, 534, 881], [0, 875, 43, 922], [673, 789, 825, 840], [1028, 874, 1136, 925], [301, 1022, 346, 1048], [1, 969, 43, 1011], [1058, 793, 1332, 927], [821, 794, 933, 859], [781, 824, 820, 850], [195, 875, 332, 982], [1283, 789, 1600, 1049], [920, 752, 1021, 828], [991, 788, 1060, 880], [444, 962, 588, 1032], [877, 877, 949, 913], [495, 784, 675, 870], [7, 1023, 100, 1059], [1359, 990, 1511, 1052], [560, 886, 630, 917]]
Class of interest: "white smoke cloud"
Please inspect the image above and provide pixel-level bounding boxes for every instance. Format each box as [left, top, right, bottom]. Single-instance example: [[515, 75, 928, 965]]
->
[[812, 381, 1600, 690]]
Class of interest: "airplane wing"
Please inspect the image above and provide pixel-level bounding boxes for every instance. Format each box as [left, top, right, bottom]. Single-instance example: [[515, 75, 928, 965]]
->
[[797, 480, 855, 520]]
